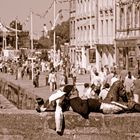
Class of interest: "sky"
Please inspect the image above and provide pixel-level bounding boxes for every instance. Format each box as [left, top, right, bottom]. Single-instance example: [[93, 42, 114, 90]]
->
[[0, 0, 69, 38]]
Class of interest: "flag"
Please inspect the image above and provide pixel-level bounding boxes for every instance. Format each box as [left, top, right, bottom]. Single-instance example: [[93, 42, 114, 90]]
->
[[6, 26, 21, 32], [0, 22, 9, 32]]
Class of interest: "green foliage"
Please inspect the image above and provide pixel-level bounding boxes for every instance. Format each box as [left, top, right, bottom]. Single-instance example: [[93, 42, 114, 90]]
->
[[38, 19, 70, 50], [9, 20, 23, 30]]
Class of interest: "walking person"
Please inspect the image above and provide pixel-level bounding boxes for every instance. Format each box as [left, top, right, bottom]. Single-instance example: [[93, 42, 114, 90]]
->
[[45, 70, 49, 86], [33, 67, 40, 88], [48, 68, 57, 92]]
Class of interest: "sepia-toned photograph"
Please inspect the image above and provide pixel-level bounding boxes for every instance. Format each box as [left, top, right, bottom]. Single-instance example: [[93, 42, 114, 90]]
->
[[0, 0, 140, 139]]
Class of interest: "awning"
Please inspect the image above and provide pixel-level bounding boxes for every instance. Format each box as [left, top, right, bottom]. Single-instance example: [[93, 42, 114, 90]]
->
[[116, 39, 137, 48]]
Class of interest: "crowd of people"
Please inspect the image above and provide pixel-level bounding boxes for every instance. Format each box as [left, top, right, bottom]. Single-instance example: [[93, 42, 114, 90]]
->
[[1, 57, 140, 135], [0, 56, 75, 91], [88, 65, 140, 103], [35, 63, 140, 135]]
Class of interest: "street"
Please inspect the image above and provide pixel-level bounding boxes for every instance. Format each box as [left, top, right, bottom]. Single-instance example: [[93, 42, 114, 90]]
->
[[0, 71, 90, 100]]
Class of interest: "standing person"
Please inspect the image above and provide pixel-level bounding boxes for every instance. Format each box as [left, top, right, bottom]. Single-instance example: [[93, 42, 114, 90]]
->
[[110, 72, 119, 86], [120, 69, 128, 83], [99, 67, 106, 88], [91, 71, 102, 95], [48, 68, 57, 92], [90, 65, 97, 85], [45, 70, 49, 86], [105, 69, 114, 86], [91, 72, 101, 86], [99, 83, 110, 101], [124, 71, 135, 101], [33, 67, 40, 88], [133, 71, 140, 103], [41, 60, 46, 72], [71, 65, 77, 85], [15, 62, 19, 80]]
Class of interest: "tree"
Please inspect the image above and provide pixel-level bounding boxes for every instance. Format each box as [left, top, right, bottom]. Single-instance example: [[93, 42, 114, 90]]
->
[[38, 36, 52, 49], [9, 20, 23, 30], [38, 19, 70, 50], [55, 20, 70, 45]]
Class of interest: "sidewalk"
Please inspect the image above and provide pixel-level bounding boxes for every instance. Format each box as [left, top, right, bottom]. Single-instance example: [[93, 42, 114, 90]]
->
[[0, 72, 90, 100]]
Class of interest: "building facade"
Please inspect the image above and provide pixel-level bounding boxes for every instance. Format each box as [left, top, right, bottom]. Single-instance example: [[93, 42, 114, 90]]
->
[[69, 0, 76, 67], [69, 0, 116, 71], [115, 0, 140, 71], [96, 0, 116, 71], [70, 0, 97, 70]]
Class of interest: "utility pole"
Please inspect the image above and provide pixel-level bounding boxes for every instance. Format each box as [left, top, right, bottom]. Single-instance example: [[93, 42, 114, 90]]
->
[[30, 11, 34, 81], [90, 0, 92, 49], [15, 17, 18, 50], [53, 0, 56, 68], [30, 11, 33, 51]]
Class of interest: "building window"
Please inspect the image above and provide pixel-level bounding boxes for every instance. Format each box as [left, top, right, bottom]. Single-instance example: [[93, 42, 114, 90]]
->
[[74, 21, 75, 38], [84, 26, 87, 41], [106, 20, 108, 38], [89, 48, 96, 63], [135, 7, 139, 27], [88, 25, 90, 41], [120, 8, 124, 30], [101, 20, 103, 41], [111, 19, 113, 37], [127, 6, 132, 28]]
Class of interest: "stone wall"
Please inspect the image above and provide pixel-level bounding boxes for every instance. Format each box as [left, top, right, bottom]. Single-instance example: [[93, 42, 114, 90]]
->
[[0, 109, 140, 140], [0, 76, 140, 139], [0, 94, 18, 109], [0, 78, 37, 110]]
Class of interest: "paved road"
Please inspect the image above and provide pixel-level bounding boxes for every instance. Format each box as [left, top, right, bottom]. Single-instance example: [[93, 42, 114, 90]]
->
[[0, 72, 90, 100]]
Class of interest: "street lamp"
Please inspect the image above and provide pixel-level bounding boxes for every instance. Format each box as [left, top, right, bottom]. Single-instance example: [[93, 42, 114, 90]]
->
[[52, 0, 63, 68], [29, 11, 35, 81], [53, 0, 56, 68], [15, 17, 18, 50]]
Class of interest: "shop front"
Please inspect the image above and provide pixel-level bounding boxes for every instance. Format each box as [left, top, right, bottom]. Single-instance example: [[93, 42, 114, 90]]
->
[[95, 44, 115, 71], [116, 39, 140, 71]]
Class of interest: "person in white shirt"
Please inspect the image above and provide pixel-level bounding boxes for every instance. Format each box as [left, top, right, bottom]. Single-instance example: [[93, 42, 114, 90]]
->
[[48, 69, 57, 91], [92, 72, 101, 86], [81, 83, 92, 100], [110, 73, 119, 86], [99, 83, 110, 100], [99, 67, 106, 88]]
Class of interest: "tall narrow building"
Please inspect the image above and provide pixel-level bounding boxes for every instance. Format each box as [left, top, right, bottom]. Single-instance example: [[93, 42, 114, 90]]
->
[[69, 0, 116, 71], [96, 0, 116, 71], [115, 0, 140, 71]]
